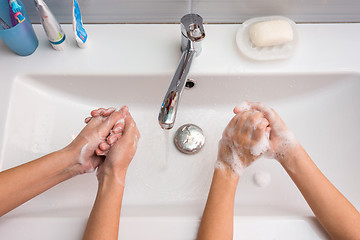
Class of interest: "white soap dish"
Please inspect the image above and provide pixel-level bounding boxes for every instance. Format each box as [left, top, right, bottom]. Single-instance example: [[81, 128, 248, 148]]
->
[[236, 16, 299, 61]]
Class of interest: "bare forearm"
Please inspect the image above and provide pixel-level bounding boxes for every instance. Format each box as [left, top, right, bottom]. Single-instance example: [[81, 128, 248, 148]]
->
[[83, 173, 125, 240], [282, 146, 360, 240], [197, 168, 239, 240], [0, 149, 77, 216]]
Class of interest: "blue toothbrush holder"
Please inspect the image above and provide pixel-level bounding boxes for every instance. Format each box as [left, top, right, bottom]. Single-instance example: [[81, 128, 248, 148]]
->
[[0, 0, 39, 56]]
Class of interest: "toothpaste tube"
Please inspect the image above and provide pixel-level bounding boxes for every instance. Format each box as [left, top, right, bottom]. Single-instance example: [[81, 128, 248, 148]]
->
[[34, 0, 66, 51], [72, 0, 88, 48]]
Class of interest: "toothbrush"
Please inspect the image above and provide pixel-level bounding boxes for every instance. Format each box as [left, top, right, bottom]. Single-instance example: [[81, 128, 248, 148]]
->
[[8, 0, 22, 26], [9, 0, 22, 12], [14, 12, 25, 23]]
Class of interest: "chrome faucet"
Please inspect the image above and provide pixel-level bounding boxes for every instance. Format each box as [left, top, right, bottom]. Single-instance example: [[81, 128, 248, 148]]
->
[[158, 14, 205, 130]]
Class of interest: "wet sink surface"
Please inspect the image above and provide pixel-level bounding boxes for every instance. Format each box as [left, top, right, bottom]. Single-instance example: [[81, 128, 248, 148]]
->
[[1, 73, 359, 239]]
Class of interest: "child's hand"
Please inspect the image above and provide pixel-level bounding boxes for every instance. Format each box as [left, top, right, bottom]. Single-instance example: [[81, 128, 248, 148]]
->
[[234, 102, 298, 163], [216, 109, 270, 176]]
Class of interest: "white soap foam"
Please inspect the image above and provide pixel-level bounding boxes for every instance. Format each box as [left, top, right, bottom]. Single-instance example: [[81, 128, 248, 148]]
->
[[251, 131, 270, 156], [246, 102, 299, 162], [78, 142, 95, 173], [215, 139, 246, 176], [116, 118, 125, 125], [253, 171, 271, 188], [235, 101, 251, 112]]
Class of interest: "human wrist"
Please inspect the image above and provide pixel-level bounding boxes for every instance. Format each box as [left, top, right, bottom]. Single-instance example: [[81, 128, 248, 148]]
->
[[279, 144, 309, 172], [211, 166, 239, 198], [214, 163, 240, 184], [59, 144, 89, 177], [98, 165, 127, 187]]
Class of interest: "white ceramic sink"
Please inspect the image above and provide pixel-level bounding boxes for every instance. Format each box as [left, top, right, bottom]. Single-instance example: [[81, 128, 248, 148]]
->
[[1, 72, 359, 239]]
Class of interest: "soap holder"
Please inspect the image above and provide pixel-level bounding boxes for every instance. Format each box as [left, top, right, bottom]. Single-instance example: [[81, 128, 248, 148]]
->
[[236, 16, 298, 61]]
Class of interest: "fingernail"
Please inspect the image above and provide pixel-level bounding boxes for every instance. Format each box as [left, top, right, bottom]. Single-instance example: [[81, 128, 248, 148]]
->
[[113, 127, 122, 134], [84, 117, 92, 123], [105, 108, 115, 114], [108, 136, 115, 144], [115, 118, 125, 126]]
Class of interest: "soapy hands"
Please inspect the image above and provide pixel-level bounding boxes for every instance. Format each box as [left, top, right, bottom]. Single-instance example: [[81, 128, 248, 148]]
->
[[216, 105, 270, 176], [234, 102, 298, 164], [64, 106, 128, 175], [64, 106, 139, 181], [84, 107, 140, 183], [84, 107, 127, 156], [216, 101, 300, 176]]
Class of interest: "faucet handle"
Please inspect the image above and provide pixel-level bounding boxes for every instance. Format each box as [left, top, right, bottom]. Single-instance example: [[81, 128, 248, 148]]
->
[[181, 14, 205, 42]]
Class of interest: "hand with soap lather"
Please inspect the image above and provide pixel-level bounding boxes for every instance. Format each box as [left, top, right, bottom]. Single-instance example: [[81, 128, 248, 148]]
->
[[197, 101, 360, 240], [0, 105, 140, 240], [82, 106, 140, 240], [216, 107, 270, 176]]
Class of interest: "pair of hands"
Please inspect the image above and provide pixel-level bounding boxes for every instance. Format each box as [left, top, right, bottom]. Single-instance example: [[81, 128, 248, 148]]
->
[[65, 106, 140, 183], [218, 102, 298, 175]]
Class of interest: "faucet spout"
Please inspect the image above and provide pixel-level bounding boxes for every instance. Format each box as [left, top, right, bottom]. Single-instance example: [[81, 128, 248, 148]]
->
[[158, 48, 195, 129], [158, 14, 205, 130]]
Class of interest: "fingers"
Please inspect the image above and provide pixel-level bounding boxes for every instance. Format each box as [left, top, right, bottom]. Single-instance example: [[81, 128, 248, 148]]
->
[[233, 101, 251, 114], [248, 102, 276, 123], [107, 132, 123, 145], [84, 117, 92, 124], [84, 107, 117, 124], [237, 111, 264, 136], [99, 106, 128, 135], [224, 110, 254, 138], [106, 110, 140, 165], [112, 108, 127, 134], [122, 111, 140, 142], [224, 114, 242, 137], [99, 141, 111, 151], [252, 118, 270, 142], [91, 107, 116, 118], [96, 148, 107, 156], [110, 111, 140, 154], [83, 106, 129, 157], [103, 106, 128, 145]]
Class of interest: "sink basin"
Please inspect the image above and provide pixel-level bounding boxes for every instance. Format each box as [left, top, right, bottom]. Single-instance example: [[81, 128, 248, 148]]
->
[[1, 72, 359, 239]]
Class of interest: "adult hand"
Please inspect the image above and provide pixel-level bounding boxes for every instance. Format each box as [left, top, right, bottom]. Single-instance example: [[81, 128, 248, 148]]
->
[[96, 111, 140, 184], [65, 107, 128, 175]]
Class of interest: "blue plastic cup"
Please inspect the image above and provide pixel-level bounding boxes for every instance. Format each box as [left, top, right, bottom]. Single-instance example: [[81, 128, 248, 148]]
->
[[0, 0, 39, 56]]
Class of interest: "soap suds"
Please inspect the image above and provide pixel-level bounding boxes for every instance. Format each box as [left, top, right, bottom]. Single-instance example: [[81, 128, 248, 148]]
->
[[116, 118, 125, 126], [78, 141, 97, 173], [240, 102, 298, 161], [234, 101, 251, 112], [253, 171, 271, 188], [251, 131, 270, 156], [215, 139, 246, 176]]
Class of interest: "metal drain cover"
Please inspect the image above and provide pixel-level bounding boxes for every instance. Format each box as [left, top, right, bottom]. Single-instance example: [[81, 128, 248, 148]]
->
[[174, 124, 205, 154]]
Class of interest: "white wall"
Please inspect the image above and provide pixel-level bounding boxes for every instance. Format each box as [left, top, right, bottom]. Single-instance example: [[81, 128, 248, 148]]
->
[[23, 0, 360, 23]]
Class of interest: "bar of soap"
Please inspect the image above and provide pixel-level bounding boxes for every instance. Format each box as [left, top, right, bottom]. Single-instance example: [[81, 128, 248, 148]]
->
[[249, 19, 293, 47]]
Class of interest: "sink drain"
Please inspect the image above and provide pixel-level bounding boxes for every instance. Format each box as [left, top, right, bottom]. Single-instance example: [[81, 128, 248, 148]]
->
[[185, 79, 196, 89], [174, 124, 205, 154]]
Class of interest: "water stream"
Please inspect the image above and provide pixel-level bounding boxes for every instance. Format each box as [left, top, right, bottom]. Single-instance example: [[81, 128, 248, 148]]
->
[[161, 129, 170, 170]]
